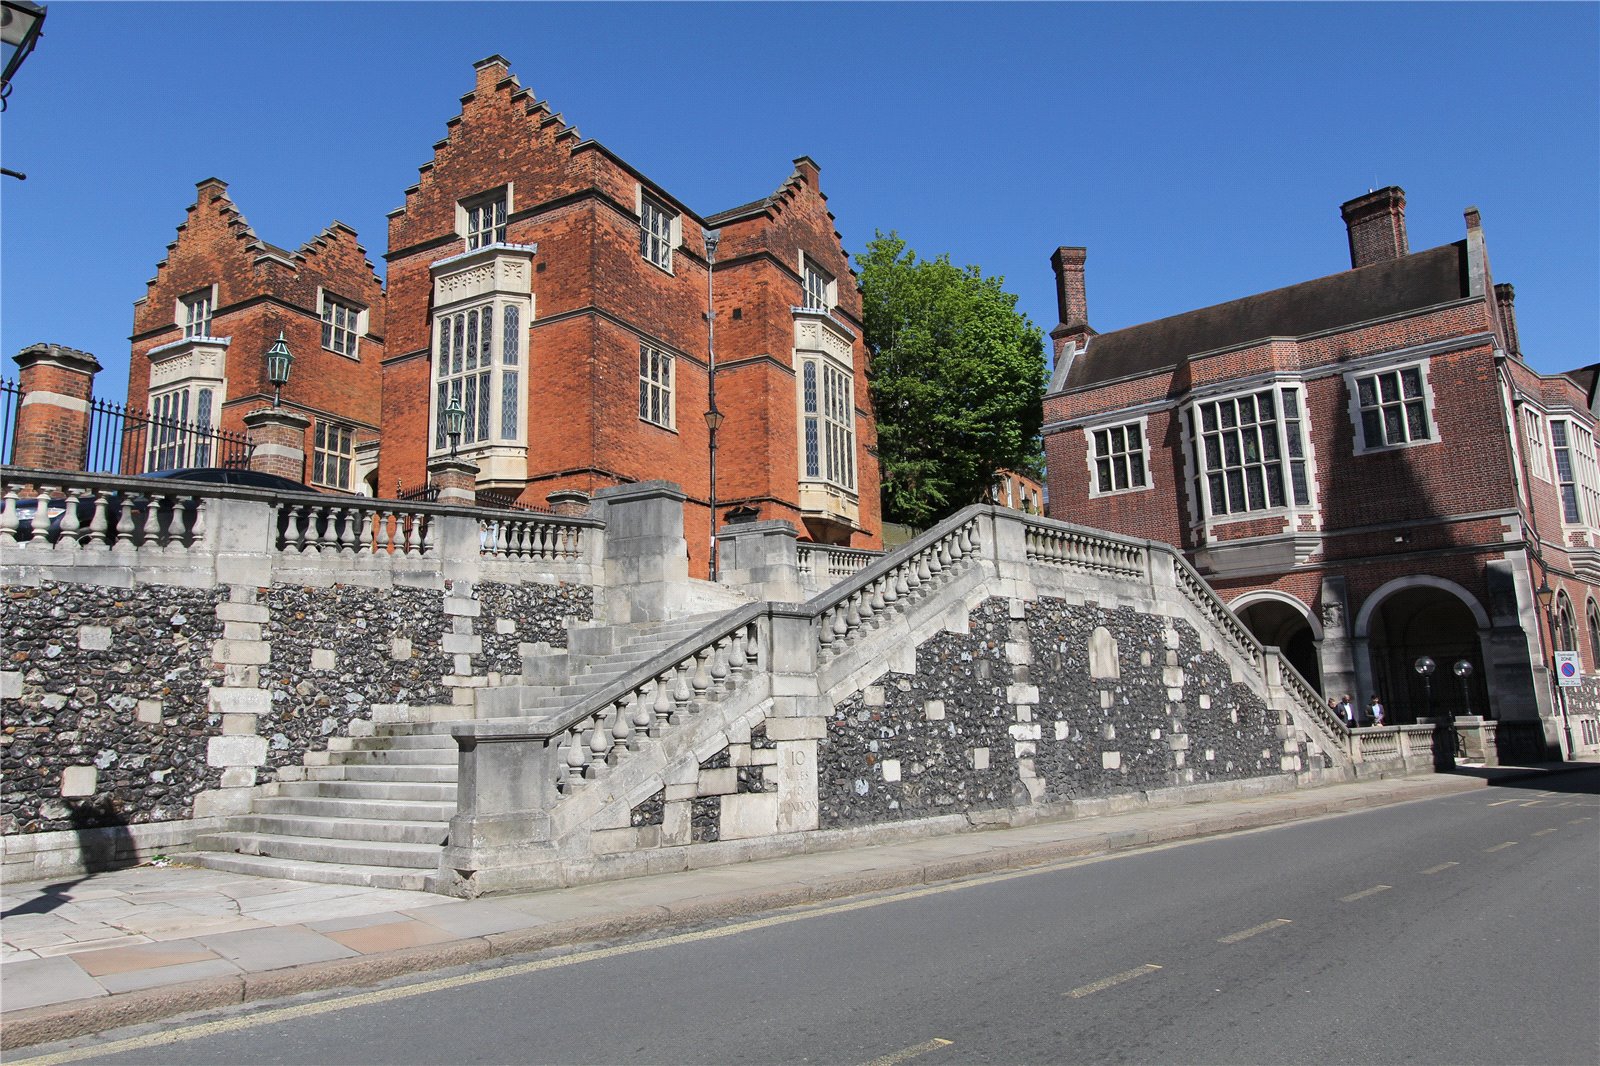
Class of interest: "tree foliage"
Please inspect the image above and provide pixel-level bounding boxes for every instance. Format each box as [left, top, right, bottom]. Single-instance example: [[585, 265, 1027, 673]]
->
[[858, 231, 1046, 527]]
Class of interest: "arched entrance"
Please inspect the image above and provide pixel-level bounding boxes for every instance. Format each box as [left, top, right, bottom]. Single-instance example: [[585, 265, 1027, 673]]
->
[[1360, 581, 1490, 723], [1234, 593, 1322, 694]]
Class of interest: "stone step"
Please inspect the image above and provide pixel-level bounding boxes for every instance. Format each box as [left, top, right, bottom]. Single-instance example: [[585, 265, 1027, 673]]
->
[[276, 780, 458, 802], [332, 747, 457, 766], [354, 733, 457, 749], [334, 764, 458, 784], [191, 850, 432, 892], [227, 813, 449, 846], [197, 831, 442, 870], [257, 796, 457, 822], [374, 722, 475, 737]]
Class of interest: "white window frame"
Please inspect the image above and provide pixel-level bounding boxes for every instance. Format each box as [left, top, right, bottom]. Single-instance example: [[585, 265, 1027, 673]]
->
[[1550, 417, 1600, 531], [177, 286, 216, 338], [458, 186, 511, 251], [430, 299, 527, 455], [319, 289, 366, 359], [1085, 416, 1152, 498], [1184, 383, 1315, 526], [145, 383, 220, 472], [1347, 361, 1437, 453], [638, 190, 678, 273], [801, 255, 835, 312], [638, 343, 675, 430], [797, 354, 856, 493], [312, 420, 356, 491], [1522, 406, 1551, 481]]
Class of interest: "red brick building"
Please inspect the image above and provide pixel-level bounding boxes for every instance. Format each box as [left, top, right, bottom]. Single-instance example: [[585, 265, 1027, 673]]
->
[[128, 179, 386, 492], [1043, 187, 1597, 753], [379, 56, 881, 573]]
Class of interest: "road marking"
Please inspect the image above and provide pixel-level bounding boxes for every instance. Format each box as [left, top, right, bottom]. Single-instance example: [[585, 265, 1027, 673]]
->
[[1569, 817, 1592, 824], [862, 1038, 955, 1066], [1534, 828, 1558, 836], [1421, 862, 1459, 875], [1217, 918, 1293, 944], [1536, 791, 1558, 797], [1339, 885, 1392, 902], [1483, 841, 1518, 853], [1487, 799, 1520, 807], [1519, 800, 1546, 807], [1065, 964, 1163, 999]]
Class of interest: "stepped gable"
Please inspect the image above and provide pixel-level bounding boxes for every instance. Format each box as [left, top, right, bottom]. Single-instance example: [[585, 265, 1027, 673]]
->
[[296, 221, 383, 289], [1062, 240, 1471, 391], [707, 156, 857, 281]]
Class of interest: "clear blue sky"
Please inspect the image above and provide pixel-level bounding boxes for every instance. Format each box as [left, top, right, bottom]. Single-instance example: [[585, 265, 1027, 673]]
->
[[1, 2, 1595, 403]]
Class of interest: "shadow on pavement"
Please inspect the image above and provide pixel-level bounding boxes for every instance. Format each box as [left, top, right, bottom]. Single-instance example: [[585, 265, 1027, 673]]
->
[[1448, 762, 1599, 796]]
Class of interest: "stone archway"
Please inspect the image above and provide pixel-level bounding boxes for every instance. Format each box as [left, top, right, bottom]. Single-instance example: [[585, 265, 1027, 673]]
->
[[1359, 580, 1490, 723], [1234, 592, 1323, 694]]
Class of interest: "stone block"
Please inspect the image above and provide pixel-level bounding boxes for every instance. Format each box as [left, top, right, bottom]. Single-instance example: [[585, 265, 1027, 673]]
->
[[924, 699, 945, 721], [863, 686, 886, 707], [223, 664, 260, 688], [1009, 598, 1027, 620], [1102, 723, 1116, 740], [665, 782, 698, 802], [971, 747, 990, 770], [77, 625, 112, 651], [444, 596, 481, 617], [390, 637, 412, 661], [764, 717, 825, 741], [660, 800, 691, 846], [1168, 734, 1190, 751], [192, 787, 254, 817], [719, 793, 778, 840], [223, 621, 262, 642], [311, 648, 338, 671], [222, 713, 258, 736], [207, 735, 268, 767], [216, 602, 269, 624], [699, 767, 737, 796], [1102, 750, 1122, 770], [1007, 683, 1039, 705], [61, 765, 97, 797], [442, 632, 483, 655], [1100, 690, 1114, 709], [220, 767, 256, 788], [0, 670, 20, 700], [880, 758, 901, 783], [1005, 642, 1033, 665], [1055, 721, 1070, 740], [454, 654, 474, 675], [1165, 667, 1187, 689], [774, 740, 818, 833], [136, 699, 163, 724], [1199, 694, 1212, 709], [1009, 723, 1041, 742], [214, 639, 271, 665], [208, 687, 271, 716]]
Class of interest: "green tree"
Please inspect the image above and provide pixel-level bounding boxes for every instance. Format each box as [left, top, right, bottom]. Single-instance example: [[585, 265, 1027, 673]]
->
[[858, 231, 1046, 527]]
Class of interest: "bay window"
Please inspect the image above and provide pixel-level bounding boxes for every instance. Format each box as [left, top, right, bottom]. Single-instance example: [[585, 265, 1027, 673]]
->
[[1186, 385, 1313, 521]]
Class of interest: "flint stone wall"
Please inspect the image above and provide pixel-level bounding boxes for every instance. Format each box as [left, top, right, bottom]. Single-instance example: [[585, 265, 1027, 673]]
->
[[475, 581, 594, 675], [818, 597, 1296, 828], [259, 584, 453, 770], [1, 582, 224, 833]]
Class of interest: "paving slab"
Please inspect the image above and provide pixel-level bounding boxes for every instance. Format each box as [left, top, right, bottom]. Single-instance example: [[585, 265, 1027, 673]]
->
[[0, 954, 108, 1012], [403, 901, 549, 938], [325, 920, 458, 955], [71, 942, 220, 977], [193, 925, 360, 972], [95, 958, 243, 996]]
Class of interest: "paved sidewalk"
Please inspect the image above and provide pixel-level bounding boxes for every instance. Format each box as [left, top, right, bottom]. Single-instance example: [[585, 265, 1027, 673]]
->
[[3, 761, 1593, 1049]]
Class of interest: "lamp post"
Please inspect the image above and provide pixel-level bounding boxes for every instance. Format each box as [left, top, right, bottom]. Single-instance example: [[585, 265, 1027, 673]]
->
[[444, 398, 466, 458], [0, 0, 46, 121], [703, 227, 722, 582], [1452, 659, 1474, 718], [265, 332, 293, 408], [1415, 654, 1451, 770], [1536, 579, 1576, 760]]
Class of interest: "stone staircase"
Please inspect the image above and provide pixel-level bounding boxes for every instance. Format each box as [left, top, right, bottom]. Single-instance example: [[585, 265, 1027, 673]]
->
[[192, 613, 729, 890]]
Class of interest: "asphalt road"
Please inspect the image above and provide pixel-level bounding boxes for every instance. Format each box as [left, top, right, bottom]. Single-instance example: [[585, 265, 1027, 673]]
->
[[22, 769, 1600, 1066]]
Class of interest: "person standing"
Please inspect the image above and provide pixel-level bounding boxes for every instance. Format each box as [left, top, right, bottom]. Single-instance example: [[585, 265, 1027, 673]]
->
[[1338, 693, 1356, 727], [1369, 694, 1386, 727]]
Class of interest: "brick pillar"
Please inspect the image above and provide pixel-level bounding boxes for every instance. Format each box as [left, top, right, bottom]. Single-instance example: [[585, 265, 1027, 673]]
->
[[242, 408, 309, 483], [546, 489, 591, 517], [12, 344, 101, 471], [427, 456, 480, 505], [1050, 246, 1088, 329], [1340, 186, 1408, 268], [1494, 283, 1520, 359]]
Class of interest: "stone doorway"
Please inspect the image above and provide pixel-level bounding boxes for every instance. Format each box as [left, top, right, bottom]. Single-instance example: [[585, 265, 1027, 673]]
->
[[1236, 596, 1322, 694], [1365, 585, 1490, 723]]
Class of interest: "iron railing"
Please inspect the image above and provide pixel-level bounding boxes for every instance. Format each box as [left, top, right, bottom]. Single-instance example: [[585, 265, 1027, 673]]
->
[[86, 396, 250, 475], [0, 379, 17, 465]]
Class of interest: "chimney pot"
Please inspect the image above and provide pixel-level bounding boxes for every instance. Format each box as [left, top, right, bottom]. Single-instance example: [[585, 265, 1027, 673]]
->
[[1340, 186, 1409, 268]]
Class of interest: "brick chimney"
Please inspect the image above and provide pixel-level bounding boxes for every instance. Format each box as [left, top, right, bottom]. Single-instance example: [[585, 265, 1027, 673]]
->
[[1494, 282, 1520, 358], [1340, 186, 1409, 268], [1051, 246, 1089, 329], [12, 344, 101, 472]]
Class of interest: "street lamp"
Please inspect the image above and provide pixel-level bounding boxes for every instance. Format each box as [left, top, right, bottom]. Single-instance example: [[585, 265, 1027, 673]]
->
[[1415, 655, 1451, 771], [444, 398, 466, 457], [265, 332, 293, 407], [1, 0, 46, 109], [1452, 659, 1474, 718], [703, 227, 723, 582]]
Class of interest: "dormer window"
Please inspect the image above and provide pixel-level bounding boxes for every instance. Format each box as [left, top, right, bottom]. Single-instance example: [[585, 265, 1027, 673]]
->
[[180, 288, 213, 338], [320, 292, 364, 357], [462, 189, 508, 250], [803, 257, 834, 311], [639, 194, 675, 271]]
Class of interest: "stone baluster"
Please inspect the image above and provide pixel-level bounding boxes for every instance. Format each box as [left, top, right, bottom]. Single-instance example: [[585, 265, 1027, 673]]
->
[[691, 649, 711, 700], [418, 515, 434, 555], [29, 487, 50, 544], [710, 638, 730, 688], [84, 490, 110, 548], [745, 621, 762, 667], [672, 660, 694, 715], [651, 675, 674, 736], [138, 494, 165, 548], [58, 486, 83, 543], [337, 508, 356, 553], [0, 487, 17, 545], [612, 695, 637, 752], [831, 604, 849, 641], [561, 725, 590, 789], [856, 587, 876, 628], [816, 611, 834, 649], [587, 710, 614, 770], [630, 686, 654, 743], [114, 494, 137, 546], [728, 628, 747, 674]]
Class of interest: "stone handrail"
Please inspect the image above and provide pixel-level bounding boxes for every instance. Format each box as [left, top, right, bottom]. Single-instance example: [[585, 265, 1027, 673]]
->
[[1, 469, 212, 551], [1275, 649, 1351, 744], [796, 542, 880, 580], [480, 513, 587, 561], [1023, 522, 1146, 578], [1168, 552, 1263, 670]]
